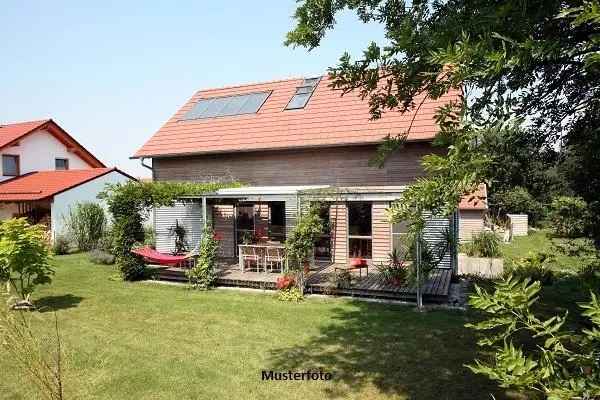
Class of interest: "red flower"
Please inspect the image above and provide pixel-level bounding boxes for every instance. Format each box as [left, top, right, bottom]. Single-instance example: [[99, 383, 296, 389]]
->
[[276, 276, 295, 290], [213, 232, 223, 241]]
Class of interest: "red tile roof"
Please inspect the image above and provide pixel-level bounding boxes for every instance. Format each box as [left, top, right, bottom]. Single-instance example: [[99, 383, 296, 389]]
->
[[0, 168, 132, 202], [0, 119, 105, 168], [134, 75, 461, 158], [459, 184, 488, 210]]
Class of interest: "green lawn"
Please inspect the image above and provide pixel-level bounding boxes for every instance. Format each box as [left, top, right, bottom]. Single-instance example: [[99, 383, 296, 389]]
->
[[0, 254, 505, 400], [501, 229, 595, 272]]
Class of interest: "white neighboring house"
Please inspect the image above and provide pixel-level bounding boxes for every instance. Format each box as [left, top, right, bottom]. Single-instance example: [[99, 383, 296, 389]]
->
[[0, 119, 135, 239]]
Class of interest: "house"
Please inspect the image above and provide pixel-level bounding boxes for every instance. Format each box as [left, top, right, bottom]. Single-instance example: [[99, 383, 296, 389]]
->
[[133, 75, 466, 298], [458, 184, 488, 242], [0, 119, 134, 238]]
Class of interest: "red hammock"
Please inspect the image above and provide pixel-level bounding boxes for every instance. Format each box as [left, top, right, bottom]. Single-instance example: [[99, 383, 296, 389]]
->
[[131, 246, 194, 267]]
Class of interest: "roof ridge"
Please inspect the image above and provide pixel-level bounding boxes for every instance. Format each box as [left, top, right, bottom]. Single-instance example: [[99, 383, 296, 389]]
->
[[195, 74, 326, 94], [0, 119, 50, 128]]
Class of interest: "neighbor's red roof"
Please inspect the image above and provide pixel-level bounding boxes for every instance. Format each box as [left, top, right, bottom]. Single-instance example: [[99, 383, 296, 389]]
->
[[459, 184, 488, 210], [0, 119, 105, 168], [0, 168, 131, 202], [134, 75, 461, 158]]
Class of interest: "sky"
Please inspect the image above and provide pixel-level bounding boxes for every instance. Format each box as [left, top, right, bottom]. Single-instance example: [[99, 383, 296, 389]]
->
[[1, 1, 386, 178]]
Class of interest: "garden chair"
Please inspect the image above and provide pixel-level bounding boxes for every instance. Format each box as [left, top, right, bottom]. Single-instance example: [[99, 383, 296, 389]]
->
[[265, 246, 285, 273], [240, 245, 260, 272]]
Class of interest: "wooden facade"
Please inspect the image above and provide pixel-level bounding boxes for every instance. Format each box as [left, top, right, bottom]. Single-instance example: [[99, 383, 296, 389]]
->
[[458, 209, 485, 242], [330, 203, 348, 264], [153, 143, 439, 186], [212, 204, 235, 258], [372, 202, 391, 263]]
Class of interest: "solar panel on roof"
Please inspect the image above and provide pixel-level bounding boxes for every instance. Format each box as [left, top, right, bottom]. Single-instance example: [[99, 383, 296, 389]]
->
[[183, 91, 270, 120]]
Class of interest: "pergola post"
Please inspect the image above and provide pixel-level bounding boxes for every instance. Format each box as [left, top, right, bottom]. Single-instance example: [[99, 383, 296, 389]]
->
[[202, 196, 207, 229], [416, 230, 423, 310]]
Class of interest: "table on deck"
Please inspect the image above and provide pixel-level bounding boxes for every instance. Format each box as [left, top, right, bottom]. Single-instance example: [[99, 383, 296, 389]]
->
[[238, 244, 285, 273]]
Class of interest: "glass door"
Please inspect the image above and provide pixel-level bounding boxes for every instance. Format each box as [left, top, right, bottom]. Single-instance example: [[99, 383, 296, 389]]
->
[[235, 204, 255, 251]]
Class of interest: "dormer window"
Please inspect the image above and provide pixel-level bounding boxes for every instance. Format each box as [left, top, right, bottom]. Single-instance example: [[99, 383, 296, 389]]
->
[[55, 158, 69, 170], [285, 77, 321, 110]]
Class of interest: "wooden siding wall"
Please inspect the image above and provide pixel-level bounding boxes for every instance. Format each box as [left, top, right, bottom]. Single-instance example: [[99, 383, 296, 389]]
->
[[285, 197, 298, 239], [154, 201, 203, 254], [372, 202, 391, 263], [423, 213, 452, 269], [153, 143, 438, 186], [330, 203, 347, 264], [213, 204, 235, 258], [458, 210, 485, 242]]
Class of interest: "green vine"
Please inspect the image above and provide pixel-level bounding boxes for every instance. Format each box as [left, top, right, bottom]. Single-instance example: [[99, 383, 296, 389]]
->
[[99, 181, 240, 280]]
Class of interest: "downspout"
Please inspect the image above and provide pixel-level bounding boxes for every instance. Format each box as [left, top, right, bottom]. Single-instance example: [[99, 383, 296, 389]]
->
[[140, 157, 154, 179]]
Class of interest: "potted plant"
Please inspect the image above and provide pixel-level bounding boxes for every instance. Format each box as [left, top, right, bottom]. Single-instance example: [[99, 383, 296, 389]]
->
[[377, 249, 409, 286]]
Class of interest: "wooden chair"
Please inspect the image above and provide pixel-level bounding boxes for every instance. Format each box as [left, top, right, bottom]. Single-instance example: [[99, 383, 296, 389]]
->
[[265, 247, 285, 273], [240, 245, 260, 272]]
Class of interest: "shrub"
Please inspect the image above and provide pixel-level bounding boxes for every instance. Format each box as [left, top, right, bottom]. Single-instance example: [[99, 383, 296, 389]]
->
[[97, 228, 114, 253], [277, 287, 303, 302], [64, 202, 107, 251], [88, 249, 115, 265], [0, 218, 53, 303], [467, 276, 600, 398], [492, 186, 545, 225], [549, 196, 588, 238], [143, 226, 155, 249], [186, 227, 219, 289], [52, 235, 71, 255], [505, 251, 555, 285], [462, 231, 501, 258]]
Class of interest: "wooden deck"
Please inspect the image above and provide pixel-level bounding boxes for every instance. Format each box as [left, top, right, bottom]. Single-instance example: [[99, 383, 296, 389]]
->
[[152, 260, 452, 302]]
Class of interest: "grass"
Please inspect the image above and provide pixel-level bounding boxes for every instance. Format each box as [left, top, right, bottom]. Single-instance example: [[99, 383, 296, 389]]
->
[[0, 253, 506, 400], [501, 229, 596, 272]]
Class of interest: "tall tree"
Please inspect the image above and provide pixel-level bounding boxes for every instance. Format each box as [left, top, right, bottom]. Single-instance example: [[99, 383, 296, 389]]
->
[[286, 0, 600, 236]]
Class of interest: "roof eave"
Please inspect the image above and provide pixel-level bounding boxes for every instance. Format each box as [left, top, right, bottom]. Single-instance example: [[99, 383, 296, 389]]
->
[[131, 137, 435, 159]]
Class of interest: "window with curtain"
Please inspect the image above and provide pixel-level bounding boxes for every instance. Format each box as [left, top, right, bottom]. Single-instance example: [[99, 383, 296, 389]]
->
[[348, 202, 372, 258]]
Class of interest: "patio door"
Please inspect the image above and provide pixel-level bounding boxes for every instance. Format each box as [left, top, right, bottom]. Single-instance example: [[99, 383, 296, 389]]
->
[[235, 204, 255, 253]]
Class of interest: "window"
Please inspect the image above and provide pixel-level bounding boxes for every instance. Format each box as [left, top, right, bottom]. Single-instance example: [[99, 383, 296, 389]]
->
[[269, 202, 286, 242], [285, 77, 321, 110], [348, 202, 372, 259], [183, 91, 271, 120], [55, 158, 69, 170], [392, 220, 412, 260], [2, 155, 19, 176]]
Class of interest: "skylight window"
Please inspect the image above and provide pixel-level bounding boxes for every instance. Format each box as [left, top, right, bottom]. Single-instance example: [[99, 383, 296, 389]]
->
[[285, 77, 321, 110], [183, 91, 270, 120]]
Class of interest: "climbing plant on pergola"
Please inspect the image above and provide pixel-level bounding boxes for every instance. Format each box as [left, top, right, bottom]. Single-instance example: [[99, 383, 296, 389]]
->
[[99, 180, 240, 280]]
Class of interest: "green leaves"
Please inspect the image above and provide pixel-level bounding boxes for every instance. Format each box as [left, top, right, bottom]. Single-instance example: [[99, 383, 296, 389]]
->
[[284, 204, 325, 268], [466, 275, 600, 396], [0, 218, 53, 301], [99, 180, 240, 280]]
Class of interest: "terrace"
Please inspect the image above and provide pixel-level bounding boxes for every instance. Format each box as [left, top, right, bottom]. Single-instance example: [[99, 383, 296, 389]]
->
[[152, 259, 452, 302]]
